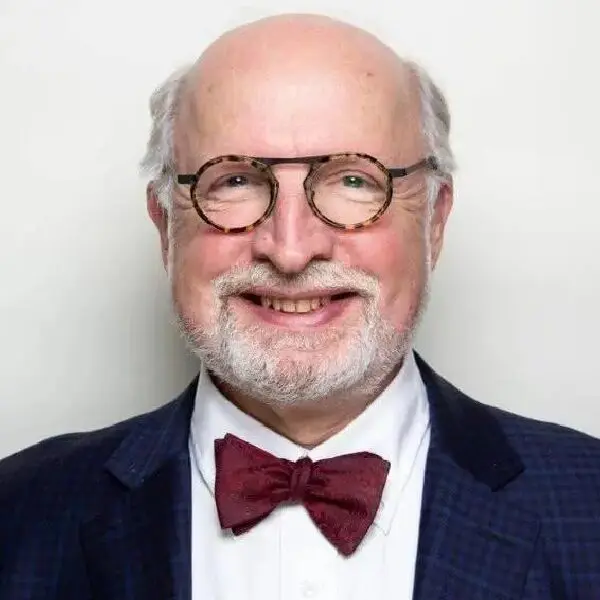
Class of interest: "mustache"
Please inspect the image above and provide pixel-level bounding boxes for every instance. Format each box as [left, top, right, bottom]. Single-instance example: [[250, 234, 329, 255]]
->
[[213, 261, 379, 297]]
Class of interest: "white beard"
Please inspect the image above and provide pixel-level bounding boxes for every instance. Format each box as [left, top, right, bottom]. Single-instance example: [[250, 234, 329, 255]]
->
[[173, 261, 430, 407]]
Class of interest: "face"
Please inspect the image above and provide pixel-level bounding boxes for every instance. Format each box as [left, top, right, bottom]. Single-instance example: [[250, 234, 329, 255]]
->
[[148, 41, 452, 406]]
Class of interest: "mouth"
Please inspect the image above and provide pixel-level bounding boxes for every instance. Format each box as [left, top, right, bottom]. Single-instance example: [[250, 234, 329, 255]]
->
[[238, 291, 358, 314]]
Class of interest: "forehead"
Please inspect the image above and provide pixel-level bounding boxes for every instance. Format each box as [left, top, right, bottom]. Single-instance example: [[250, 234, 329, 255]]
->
[[175, 52, 423, 168]]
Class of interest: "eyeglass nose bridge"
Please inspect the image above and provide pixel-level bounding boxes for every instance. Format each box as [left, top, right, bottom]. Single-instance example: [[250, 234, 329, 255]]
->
[[259, 155, 330, 169], [258, 155, 327, 195]]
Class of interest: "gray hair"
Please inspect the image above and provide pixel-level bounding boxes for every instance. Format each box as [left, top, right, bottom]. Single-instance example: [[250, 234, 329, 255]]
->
[[140, 60, 455, 210], [406, 61, 456, 206]]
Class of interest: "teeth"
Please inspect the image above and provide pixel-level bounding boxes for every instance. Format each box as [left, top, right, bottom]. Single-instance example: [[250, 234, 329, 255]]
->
[[282, 299, 296, 313], [258, 296, 333, 313], [295, 299, 312, 313]]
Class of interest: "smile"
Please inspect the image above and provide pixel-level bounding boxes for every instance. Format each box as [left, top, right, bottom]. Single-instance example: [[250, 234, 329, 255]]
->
[[241, 293, 356, 314]]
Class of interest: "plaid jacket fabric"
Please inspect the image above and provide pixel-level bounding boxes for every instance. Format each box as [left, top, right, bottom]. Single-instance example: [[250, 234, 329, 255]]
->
[[1, 355, 600, 599]]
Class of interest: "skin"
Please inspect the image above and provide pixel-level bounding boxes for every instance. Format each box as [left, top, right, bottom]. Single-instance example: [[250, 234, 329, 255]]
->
[[147, 14, 453, 447]]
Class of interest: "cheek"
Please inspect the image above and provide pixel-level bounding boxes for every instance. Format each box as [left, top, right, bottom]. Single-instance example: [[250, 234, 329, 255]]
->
[[169, 220, 248, 321], [350, 220, 428, 326]]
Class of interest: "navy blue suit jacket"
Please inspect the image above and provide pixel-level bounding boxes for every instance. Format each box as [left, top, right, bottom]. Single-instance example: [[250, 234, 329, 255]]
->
[[2, 355, 600, 599]]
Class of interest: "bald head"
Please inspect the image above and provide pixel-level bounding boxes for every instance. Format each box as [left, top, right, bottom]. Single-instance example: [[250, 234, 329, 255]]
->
[[141, 14, 454, 206], [195, 14, 412, 93], [175, 15, 421, 175]]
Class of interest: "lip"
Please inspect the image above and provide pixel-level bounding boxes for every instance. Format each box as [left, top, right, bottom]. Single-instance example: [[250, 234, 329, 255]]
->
[[229, 293, 360, 329], [236, 287, 359, 301]]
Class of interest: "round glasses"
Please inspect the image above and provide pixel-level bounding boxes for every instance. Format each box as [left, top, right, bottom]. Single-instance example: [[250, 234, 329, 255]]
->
[[177, 153, 438, 233]]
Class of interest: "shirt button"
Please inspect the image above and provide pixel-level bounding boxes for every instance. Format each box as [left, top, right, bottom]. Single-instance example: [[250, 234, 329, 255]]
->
[[301, 581, 318, 598]]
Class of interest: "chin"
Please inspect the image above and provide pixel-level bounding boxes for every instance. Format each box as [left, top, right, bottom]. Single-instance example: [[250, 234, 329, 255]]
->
[[202, 321, 405, 407]]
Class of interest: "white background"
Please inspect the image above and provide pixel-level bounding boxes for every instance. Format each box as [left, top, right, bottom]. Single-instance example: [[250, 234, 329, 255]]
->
[[1, 0, 599, 459]]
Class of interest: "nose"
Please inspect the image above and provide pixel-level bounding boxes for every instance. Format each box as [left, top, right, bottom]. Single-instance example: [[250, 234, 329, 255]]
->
[[250, 170, 336, 274]]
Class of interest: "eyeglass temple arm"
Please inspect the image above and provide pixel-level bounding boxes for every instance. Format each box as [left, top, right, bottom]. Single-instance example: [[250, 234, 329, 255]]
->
[[388, 156, 438, 178], [178, 174, 198, 185]]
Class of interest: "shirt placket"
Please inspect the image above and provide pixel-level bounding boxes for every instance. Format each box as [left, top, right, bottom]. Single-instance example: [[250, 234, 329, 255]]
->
[[279, 503, 339, 600]]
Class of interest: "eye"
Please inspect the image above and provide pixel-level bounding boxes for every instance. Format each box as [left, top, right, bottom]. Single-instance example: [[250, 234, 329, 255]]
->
[[342, 174, 366, 188], [224, 174, 249, 187]]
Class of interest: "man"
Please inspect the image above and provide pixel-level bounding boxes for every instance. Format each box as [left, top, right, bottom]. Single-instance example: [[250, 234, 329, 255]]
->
[[1, 13, 599, 600]]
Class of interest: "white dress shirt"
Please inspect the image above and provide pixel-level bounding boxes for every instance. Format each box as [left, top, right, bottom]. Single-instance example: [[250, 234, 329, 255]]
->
[[189, 351, 430, 600]]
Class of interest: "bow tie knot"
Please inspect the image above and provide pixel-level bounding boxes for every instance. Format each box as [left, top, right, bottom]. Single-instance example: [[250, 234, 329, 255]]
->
[[214, 434, 390, 556], [289, 456, 313, 502]]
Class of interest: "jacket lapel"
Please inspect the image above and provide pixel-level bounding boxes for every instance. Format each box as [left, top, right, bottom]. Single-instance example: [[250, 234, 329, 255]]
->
[[413, 355, 540, 600], [80, 380, 196, 600]]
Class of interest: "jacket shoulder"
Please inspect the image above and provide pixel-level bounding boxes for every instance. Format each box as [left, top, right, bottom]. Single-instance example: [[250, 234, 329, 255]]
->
[[0, 397, 184, 507], [1, 422, 126, 499], [439, 371, 600, 510], [490, 402, 600, 484], [0, 385, 195, 590], [428, 360, 600, 475]]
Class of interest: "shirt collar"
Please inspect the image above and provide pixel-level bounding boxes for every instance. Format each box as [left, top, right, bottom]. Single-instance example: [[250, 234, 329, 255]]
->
[[189, 350, 429, 534]]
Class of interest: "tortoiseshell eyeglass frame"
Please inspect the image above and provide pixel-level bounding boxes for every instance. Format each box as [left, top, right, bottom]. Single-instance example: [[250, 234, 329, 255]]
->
[[177, 153, 439, 234]]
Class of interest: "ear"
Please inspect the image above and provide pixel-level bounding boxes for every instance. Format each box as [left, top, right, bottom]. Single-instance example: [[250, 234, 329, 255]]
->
[[429, 179, 453, 269], [146, 182, 170, 270]]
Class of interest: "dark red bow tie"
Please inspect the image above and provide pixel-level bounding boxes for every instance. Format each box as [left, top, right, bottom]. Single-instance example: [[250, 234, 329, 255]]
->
[[214, 433, 390, 556]]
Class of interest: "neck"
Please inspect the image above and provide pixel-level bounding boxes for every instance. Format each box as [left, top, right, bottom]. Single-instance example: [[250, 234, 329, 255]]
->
[[212, 363, 402, 448]]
